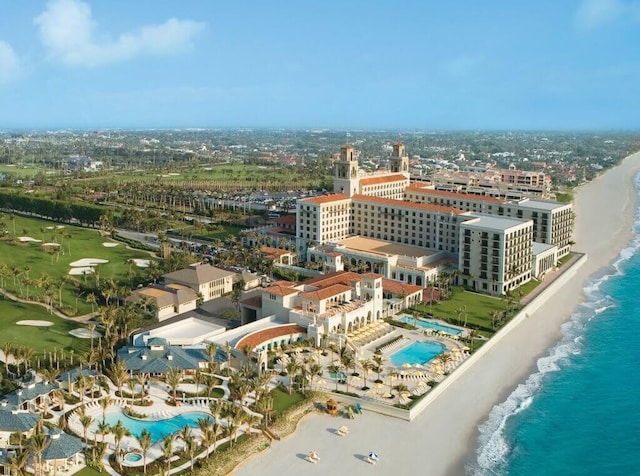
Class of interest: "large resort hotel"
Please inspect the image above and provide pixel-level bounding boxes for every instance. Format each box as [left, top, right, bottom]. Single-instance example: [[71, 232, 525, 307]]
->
[[129, 141, 572, 373], [297, 143, 573, 296]]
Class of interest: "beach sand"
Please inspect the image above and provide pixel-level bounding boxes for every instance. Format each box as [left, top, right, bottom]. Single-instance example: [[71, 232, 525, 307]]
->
[[233, 151, 640, 476]]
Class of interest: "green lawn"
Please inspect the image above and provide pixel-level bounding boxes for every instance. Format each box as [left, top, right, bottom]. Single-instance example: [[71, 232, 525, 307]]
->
[[414, 287, 508, 335], [72, 467, 104, 476], [167, 223, 246, 242], [271, 387, 305, 415], [0, 214, 153, 315], [0, 297, 90, 357]]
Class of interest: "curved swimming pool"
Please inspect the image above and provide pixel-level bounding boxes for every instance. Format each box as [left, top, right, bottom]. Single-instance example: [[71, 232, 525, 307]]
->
[[99, 410, 212, 443]]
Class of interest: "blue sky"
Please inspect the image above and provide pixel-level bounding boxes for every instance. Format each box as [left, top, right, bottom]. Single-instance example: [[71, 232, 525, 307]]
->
[[0, 0, 639, 130]]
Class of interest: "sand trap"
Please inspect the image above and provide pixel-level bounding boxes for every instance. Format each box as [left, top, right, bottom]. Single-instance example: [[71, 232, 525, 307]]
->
[[57, 225, 65, 229], [69, 328, 102, 339], [16, 320, 54, 327], [46, 226, 55, 230], [69, 258, 109, 267], [18, 236, 42, 243], [102, 242, 119, 248], [132, 259, 151, 268], [68, 267, 95, 276], [42, 242, 61, 247]]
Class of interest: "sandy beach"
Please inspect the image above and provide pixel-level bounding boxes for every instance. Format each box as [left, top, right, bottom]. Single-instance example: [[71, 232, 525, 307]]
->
[[233, 151, 640, 476]]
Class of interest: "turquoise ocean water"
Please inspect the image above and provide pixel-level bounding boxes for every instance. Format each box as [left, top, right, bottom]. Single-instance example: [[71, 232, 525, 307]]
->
[[469, 176, 640, 475]]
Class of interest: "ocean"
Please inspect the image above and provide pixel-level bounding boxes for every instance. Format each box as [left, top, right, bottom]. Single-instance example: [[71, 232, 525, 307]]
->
[[470, 175, 640, 476]]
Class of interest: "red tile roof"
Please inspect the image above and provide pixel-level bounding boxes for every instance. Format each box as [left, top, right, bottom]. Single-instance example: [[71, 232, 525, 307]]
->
[[301, 283, 352, 301], [360, 174, 408, 186], [302, 193, 349, 204], [352, 194, 463, 214], [407, 185, 506, 203], [382, 278, 423, 295], [303, 271, 362, 288], [260, 246, 291, 257], [235, 324, 306, 351], [262, 284, 299, 296]]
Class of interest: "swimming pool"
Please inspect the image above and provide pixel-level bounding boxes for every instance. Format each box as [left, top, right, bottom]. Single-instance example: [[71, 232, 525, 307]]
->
[[398, 315, 463, 335], [390, 341, 447, 366], [124, 453, 142, 463], [99, 410, 212, 443]]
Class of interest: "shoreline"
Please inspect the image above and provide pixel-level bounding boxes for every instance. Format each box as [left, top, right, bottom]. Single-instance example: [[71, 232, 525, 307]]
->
[[233, 151, 640, 476]]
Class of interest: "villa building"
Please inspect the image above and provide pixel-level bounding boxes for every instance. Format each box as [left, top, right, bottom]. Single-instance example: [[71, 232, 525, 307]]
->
[[117, 337, 209, 377], [127, 283, 198, 321], [163, 263, 235, 301]]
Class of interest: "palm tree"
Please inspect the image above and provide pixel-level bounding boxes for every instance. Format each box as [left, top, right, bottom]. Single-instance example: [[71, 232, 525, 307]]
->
[[372, 353, 384, 383], [162, 434, 174, 474], [112, 420, 131, 468], [166, 367, 182, 403], [138, 429, 153, 474], [308, 362, 322, 390], [285, 360, 299, 395], [29, 430, 50, 476], [185, 434, 198, 471], [393, 382, 409, 401], [8, 448, 29, 476], [223, 341, 233, 371], [2, 342, 13, 374], [206, 342, 218, 374], [98, 395, 113, 421], [327, 363, 340, 391], [109, 360, 129, 401], [359, 359, 373, 390], [79, 414, 94, 448], [86, 292, 97, 312], [126, 379, 137, 406], [96, 420, 111, 444]]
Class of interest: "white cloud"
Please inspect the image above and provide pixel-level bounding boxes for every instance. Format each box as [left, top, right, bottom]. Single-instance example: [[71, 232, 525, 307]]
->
[[575, 0, 640, 30], [34, 0, 206, 67], [0, 40, 21, 84]]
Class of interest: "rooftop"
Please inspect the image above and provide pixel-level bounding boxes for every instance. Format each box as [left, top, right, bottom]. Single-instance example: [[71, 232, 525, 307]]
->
[[336, 236, 438, 258], [301, 193, 349, 205], [360, 174, 408, 186], [352, 194, 463, 215], [235, 324, 306, 351], [461, 213, 532, 231]]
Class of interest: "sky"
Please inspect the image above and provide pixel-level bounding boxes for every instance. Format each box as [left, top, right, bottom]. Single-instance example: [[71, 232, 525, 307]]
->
[[0, 0, 639, 130]]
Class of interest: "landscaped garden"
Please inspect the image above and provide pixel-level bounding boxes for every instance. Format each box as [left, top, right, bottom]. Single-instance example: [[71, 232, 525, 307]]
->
[[0, 213, 153, 315]]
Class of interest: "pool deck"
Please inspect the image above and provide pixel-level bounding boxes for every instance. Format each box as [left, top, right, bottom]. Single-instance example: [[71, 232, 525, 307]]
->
[[64, 376, 265, 474], [281, 322, 469, 406]]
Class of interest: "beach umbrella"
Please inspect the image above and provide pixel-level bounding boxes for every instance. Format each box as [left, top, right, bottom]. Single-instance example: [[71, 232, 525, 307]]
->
[[368, 452, 379, 461], [309, 451, 319, 459], [402, 362, 411, 368]]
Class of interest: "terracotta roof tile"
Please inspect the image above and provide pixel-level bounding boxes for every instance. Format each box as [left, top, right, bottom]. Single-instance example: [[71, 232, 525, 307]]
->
[[301, 193, 349, 204], [301, 283, 352, 301], [352, 194, 463, 214], [382, 278, 423, 295], [235, 324, 306, 351], [407, 185, 506, 203], [360, 174, 408, 186], [262, 284, 299, 296]]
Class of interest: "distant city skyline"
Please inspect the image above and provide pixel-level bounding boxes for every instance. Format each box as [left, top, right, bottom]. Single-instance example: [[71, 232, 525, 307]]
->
[[0, 0, 639, 130]]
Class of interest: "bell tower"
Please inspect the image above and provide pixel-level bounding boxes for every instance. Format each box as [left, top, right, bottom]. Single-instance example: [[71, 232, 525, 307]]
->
[[390, 142, 409, 176], [334, 144, 359, 196]]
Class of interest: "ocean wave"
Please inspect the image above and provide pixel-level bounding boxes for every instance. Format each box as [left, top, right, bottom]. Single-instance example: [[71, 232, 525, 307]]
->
[[469, 174, 640, 476]]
